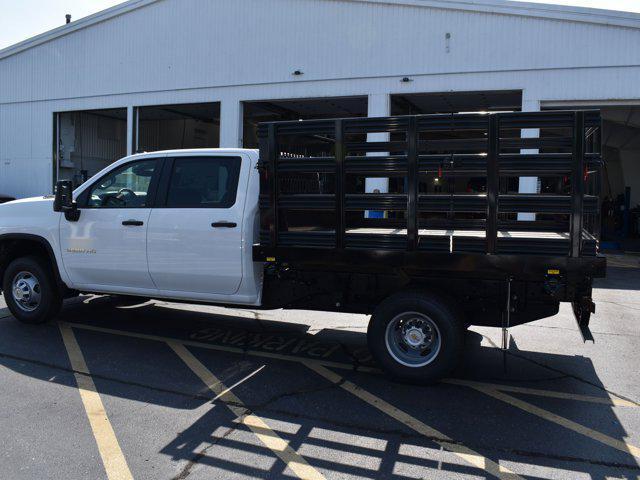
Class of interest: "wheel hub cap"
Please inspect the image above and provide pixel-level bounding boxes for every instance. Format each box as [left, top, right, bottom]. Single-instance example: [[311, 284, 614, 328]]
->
[[12, 272, 41, 312], [404, 326, 426, 347], [385, 312, 442, 368]]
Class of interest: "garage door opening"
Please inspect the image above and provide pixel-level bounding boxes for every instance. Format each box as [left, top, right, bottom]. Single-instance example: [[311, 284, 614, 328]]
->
[[599, 107, 640, 243], [596, 108, 640, 244], [391, 90, 522, 116], [135, 102, 220, 153], [544, 105, 640, 246], [242, 96, 367, 149], [388, 91, 524, 223], [54, 108, 127, 187]]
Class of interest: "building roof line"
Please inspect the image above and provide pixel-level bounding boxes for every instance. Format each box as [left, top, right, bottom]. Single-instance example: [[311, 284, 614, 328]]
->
[[1, 0, 639, 61], [353, 0, 640, 27], [0, 0, 159, 60]]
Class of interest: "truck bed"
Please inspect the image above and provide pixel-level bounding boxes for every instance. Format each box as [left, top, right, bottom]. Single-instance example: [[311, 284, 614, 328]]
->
[[254, 110, 605, 280]]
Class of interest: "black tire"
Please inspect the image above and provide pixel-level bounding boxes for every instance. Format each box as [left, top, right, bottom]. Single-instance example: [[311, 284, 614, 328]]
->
[[2, 256, 62, 324], [367, 290, 464, 384]]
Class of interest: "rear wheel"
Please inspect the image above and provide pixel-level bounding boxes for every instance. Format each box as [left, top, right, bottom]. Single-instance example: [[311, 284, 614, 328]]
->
[[367, 291, 464, 384], [3, 256, 62, 324]]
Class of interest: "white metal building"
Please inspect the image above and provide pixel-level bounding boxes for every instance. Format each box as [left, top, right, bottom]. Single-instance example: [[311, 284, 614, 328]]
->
[[0, 0, 639, 228]]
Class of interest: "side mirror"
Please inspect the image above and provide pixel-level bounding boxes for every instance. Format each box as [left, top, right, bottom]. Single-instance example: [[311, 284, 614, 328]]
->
[[53, 180, 80, 221]]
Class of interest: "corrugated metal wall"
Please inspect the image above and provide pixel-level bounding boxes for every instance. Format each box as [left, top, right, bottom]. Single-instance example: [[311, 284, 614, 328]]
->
[[0, 0, 639, 196], [1, 0, 640, 103]]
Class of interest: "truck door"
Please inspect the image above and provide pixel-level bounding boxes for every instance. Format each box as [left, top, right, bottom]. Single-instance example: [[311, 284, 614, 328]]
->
[[59, 158, 162, 291], [146, 154, 247, 297]]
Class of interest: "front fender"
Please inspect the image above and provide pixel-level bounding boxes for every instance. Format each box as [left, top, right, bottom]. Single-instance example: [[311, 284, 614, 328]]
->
[[0, 197, 71, 288]]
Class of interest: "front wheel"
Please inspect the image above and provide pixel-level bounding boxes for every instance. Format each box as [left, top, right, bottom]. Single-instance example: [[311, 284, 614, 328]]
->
[[2, 256, 62, 324], [367, 291, 464, 384]]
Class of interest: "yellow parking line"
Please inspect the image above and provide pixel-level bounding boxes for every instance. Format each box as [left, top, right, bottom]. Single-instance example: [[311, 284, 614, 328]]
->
[[65, 321, 640, 464], [67, 322, 634, 408], [305, 362, 523, 480], [444, 379, 639, 408], [472, 386, 640, 460], [168, 341, 326, 480], [66, 322, 379, 373], [58, 323, 133, 480]]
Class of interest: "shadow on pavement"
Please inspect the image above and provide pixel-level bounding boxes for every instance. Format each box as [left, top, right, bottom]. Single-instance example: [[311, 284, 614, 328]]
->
[[0, 291, 638, 478]]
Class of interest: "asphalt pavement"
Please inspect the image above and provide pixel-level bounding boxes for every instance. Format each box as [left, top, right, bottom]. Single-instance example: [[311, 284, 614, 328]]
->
[[0, 255, 639, 479]]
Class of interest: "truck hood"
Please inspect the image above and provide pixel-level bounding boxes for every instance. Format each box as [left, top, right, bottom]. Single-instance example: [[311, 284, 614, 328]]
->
[[0, 196, 59, 233], [0, 195, 55, 213], [2, 195, 55, 206]]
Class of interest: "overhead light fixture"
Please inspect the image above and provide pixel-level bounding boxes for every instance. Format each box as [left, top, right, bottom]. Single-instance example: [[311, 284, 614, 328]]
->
[[293, 70, 303, 76], [401, 77, 412, 83]]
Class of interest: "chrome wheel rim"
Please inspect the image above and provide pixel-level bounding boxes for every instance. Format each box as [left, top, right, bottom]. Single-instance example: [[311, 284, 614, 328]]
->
[[12, 271, 41, 312], [385, 312, 441, 367]]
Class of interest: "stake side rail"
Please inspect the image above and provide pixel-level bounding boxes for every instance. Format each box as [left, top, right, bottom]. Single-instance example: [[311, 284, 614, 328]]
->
[[255, 110, 604, 268]]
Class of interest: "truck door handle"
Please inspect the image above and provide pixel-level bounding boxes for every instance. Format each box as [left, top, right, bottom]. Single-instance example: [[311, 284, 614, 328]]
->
[[122, 220, 144, 226], [211, 221, 237, 228]]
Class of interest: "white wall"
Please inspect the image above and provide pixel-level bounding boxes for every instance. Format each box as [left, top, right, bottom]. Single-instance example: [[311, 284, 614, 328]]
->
[[2, 0, 639, 104], [0, 102, 53, 197], [0, 0, 640, 197], [2, 65, 640, 198]]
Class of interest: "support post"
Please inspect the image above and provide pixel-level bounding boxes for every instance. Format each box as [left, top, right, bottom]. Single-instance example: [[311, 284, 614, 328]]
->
[[53, 113, 60, 190], [335, 119, 345, 249], [126, 106, 134, 156], [220, 100, 242, 148], [593, 126, 603, 242], [407, 116, 419, 250], [267, 124, 278, 247], [486, 114, 499, 254], [365, 94, 390, 218], [570, 111, 585, 257], [518, 95, 540, 221]]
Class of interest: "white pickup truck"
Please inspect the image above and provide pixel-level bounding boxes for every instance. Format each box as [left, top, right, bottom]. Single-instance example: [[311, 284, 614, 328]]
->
[[0, 112, 606, 383], [1, 149, 264, 307]]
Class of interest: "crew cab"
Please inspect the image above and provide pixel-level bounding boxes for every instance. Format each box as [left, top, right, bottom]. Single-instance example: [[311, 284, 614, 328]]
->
[[0, 111, 606, 383]]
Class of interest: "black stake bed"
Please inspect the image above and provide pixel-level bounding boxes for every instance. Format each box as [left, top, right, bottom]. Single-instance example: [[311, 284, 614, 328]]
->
[[254, 110, 606, 281]]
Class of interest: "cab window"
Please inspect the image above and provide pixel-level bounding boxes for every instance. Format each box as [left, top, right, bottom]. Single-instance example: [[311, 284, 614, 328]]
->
[[87, 159, 158, 208], [165, 157, 241, 208]]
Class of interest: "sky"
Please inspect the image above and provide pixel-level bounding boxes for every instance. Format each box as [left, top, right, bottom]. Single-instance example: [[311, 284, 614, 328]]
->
[[0, 0, 639, 50]]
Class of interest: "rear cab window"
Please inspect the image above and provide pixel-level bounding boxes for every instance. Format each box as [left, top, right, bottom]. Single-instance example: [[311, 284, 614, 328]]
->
[[164, 156, 241, 208]]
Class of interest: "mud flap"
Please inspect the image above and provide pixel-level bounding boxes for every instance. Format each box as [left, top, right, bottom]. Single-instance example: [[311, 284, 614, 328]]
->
[[572, 297, 595, 343]]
